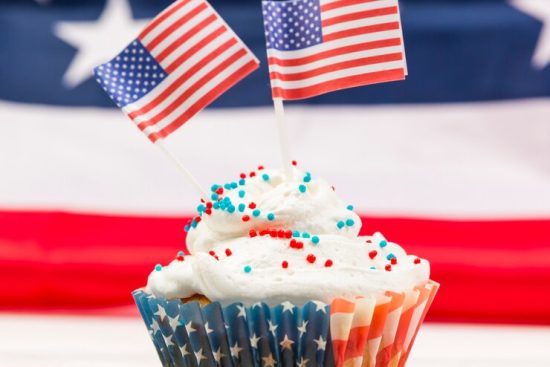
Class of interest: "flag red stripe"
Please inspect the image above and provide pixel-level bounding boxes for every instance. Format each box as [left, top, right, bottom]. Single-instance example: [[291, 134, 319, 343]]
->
[[267, 38, 402, 67], [136, 47, 247, 132], [127, 33, 234, 120], [144, 2, 208, 51], [148, 59, 259, 142], [271, 68, 405, 99], [320, 0, 378, 13], [138, 0, 191, 41], [321, 6, 398, 27], [323, 21, 401, 42], [269, 52, 403, 81], [156, 14, 218, 64]]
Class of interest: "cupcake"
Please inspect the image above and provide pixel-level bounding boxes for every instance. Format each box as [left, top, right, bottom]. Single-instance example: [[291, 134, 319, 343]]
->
[[134, 166, 438, 367]]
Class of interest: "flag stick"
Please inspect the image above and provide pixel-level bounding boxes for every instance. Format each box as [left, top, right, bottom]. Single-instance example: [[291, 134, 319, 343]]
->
[[155, 140, 209, 199], [273, 98, 293, 177]]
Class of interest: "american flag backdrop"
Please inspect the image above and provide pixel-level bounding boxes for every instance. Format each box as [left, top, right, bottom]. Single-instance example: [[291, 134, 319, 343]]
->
[[262, 0, 407, 99], [1, 0, 550, 328]]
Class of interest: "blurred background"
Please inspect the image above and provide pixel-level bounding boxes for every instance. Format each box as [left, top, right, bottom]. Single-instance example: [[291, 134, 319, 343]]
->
[[1, 0, 549, 366]]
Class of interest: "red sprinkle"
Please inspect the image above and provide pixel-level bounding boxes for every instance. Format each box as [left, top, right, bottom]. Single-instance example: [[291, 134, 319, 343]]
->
[[278, 229, 285, 238], [195, 217, 201, 223], [385, 265, 392, 271], [306, 254, 316, 263], [324, 259, 333, 267], [208, 251, 216, 256], [240, 173, 246, 179], [225, 249, 232, 256], [289, 239, 304, 249], [368, 250, 378, 259], [214, 255, 219, 261], [291, 160, 297, 166], [200, 198, 205, 203], [258, 165, 264, 170], [216, 187, 224, 195], [176, 255, 184, 261], [206, 202, 213, 209], [270, 229, 278, 238], [249, 229, 257, 238], [204, 208, 212, 215], [284, 230, 292, 239], [390, 258, 398, 265], [242, 215, 250, 222], [249, 171, 256, 177], [282, 260, 288, 269], [248, 202, 257, 209], [414, 258, 422, 264], [259, 229, 269, 236]]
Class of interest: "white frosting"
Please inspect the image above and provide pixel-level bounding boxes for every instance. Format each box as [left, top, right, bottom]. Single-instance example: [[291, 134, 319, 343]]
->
[[146, 168, 430, 305]]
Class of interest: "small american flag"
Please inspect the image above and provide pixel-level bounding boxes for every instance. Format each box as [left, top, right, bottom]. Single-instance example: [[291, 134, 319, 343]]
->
[[94, 0, 259, 142], [262, 0, 407, 100]]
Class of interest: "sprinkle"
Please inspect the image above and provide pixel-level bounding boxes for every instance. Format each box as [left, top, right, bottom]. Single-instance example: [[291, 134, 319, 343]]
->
[[225, 249, 232, 256], [224, 183, 231, 190], [195, 217, 201, 223], [386, 253, 396, 260], [242, 215, 250, 222], [292, 160, 297, 166], [292, 230, 301, 237], [206, 202, 213, 209], [209, 251, 216, 256], [306, 254, 316, 263], [337, 221, 345, 229], [284, 230, 292, 238], [249, 229, 258, 237], [204, 208, 212, 215], [191, 220, 198, 229], [390, 258, 398, 265], [155, 264, 162, 271], [239, 179, 246, 185], [249, 171, 256, 177], [302, 232, 310, 239], [197, 204, 206, 213], [213, 202, 220, 209], [379, 240, 388, 248], [282, 260, 288, 269], [368, 250, 378, 259], [267, 213, 275, 221], [184, 224, 190, 232], [243, 265, 252, 273], [259, 229, 269, 236], [238, 203, 246, 212], [346, 205, 354, 210], [346, 219, 355, 226], [324, 259, 333, 267], [216, 187, 224, 195], [238, 190, 245, 198], [177, 251, 185, 257], [231, 182, 238, 189], [278, 230, 286, 238], [211, 184, 219, 192], [211, 193, 219, 201], [385, 265, 392, 271], [227, 205, 236, 213], [303, 174, 311, 183], [289, 239, 304, 249], [262, 174, 270, 181], [176, 255, 184, 261], [252, 209, 261, 217], [269, 229, 278, 238], [258, 165, 265, 170], [298, 184, 307, 193], [414, 258, 422, 264], [370, 266, 377, 270], [311, 235, 320, 244], [248, 202, 257, 209], [240, 173, 246, 179]]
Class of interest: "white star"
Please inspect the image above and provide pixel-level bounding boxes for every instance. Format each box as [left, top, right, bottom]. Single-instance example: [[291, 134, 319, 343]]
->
[[252, 302, 264, 308], [281, 301, 295, 313], [204, 322, 214, 334], [213, 348, 225, 363], [314, 336, 327, 351], [268, 320, 278, 336], [154, 305, 167, 321], [297, 357, 309, 367], [510, 0, 550, 69], [150, 319, 161, 335], [185, 321, 196, 335], [312, 301, 327, 313], [297, 320, 308, 337], [250, 333, 261, 348], [230, 342, 243, 358], [164, 335, 176, 347], [236, 305, 247, 319], [180, 344, 190, 358], [54, 0, 149, 88], [279, 334, 294, 350], [194, 348, 207, 363], [167, 315, 180, 331], [262, 353, 276, 367]]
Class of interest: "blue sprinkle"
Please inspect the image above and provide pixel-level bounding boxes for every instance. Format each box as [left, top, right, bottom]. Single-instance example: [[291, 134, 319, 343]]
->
[[155, 264, 162, 272], [231, 182, 238, 189], [238, 203, 246, 212], [262, 174, 270, 181], [252, 209, 261, 217], [386, 253, 395, 260], [223, 197, 231, 203], [337, 221, 345, 229], [379, 240, 388, 248], [267, 213, 275, 221], [298, 184, 307, 193], [227, 205, 236, 213], [292, 230, 301, 237], [239, 179, 246, 186], [311, 235, 320, 244], [238, 190, 245, 198], [177, 251, 184, 257], [243, 265, 252, 273], [184, 224, 190, 232], [346, 219, 355, 226], [224, 183, 232, 190], [197, 204, 206, 213], [303, 174, 311, 183], [219, 202, 226, 209], [370, 266, 377, 270], [191, 220, 198, 228], [213, 202, 220, 209], [210, 184, 219, 192], [211, 193, 219, 201], [302, 232, 310, 239], [347, 205, 354, 211]]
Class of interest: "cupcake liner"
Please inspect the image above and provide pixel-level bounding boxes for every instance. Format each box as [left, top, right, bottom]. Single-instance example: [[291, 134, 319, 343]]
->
[[133, 280, 439, 367]]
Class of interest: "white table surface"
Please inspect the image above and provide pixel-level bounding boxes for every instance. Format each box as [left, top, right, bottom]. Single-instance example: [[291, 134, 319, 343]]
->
[[1, 314, 549, 367]]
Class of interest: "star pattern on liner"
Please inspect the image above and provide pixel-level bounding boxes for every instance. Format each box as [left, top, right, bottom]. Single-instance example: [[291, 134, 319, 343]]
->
[[237, 305, 247, 319], [297, 357, 309, 367], [185, 321, 196, 335], [510, 0, 550, 69], [250, 333, 261, 348], [312, 301, 327, 313], [314, 335, 327, 351], [150, 319, 161, 335], [180, 344, 190, 358], [268, 320, 278, 336], [194, 348, 207, 363], [213, 347, 225, 363], [230, 342, 243, 358], [167, 315, 180, 330], [297, 320, 308, 337], [154, 305, 167, 321], [204, 322, 214, 334], [164, 335, 176, 347], [280, 334, 294, 350], [252, 302, 263, 308], [262, 353, 276, 367], [281, 301, 295, 313]]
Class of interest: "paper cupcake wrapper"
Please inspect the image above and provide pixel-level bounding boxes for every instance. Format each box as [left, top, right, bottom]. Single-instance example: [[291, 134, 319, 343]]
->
[[133, 280, 438, 367]]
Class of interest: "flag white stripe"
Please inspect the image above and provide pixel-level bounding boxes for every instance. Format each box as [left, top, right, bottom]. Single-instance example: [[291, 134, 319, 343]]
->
[[322, 14, 401, 36], [147, 7, 213, 57], [268, 45, 403, 74], [321, 0, 398, 20], [141, 53, 254, 136], [124, 31, 235, 114], [140, 0, 201, 46], [156, 18, 226, 69], [269, 60, 404, 89], [266, 30, 402, 60]]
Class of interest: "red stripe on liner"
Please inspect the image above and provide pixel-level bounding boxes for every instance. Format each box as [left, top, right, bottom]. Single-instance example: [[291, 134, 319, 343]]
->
[[322, 6, 398, 27], [268, 38, 402, 67], [139, 0, 191, 40], [320, 0, 378, 12], [269, 53, 403, 82], [271, 68, 405, 100], [323, 21, 401, 42]]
